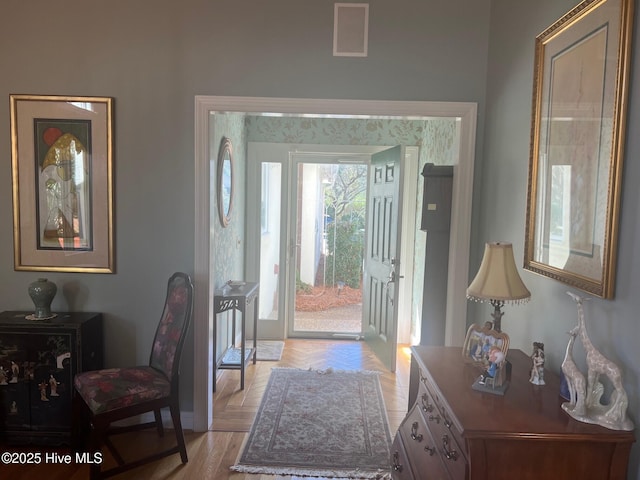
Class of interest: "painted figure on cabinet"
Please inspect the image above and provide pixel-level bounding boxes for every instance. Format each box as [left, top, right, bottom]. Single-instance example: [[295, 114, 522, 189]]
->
[[49, 374, 59, 396], [39, 380, 49, 401], [10, 361, 19, 383]]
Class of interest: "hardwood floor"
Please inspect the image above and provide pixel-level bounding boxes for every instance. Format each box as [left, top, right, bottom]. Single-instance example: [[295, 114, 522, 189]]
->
[[1, 339, 411, 479]]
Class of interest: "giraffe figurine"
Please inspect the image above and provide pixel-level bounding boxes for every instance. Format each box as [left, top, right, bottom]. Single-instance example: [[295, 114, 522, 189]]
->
[[566, 291, 633, 431], [560, 326, 586, 416]]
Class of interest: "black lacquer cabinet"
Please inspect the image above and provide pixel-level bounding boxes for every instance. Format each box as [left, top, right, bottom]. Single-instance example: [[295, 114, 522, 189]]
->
[[0, 311, 103, 445]]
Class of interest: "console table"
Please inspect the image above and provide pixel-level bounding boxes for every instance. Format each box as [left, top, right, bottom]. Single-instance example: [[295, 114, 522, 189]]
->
[[391, 345, 635, 480], [213, 282, 259, 390], [0, 311, 103, 445]]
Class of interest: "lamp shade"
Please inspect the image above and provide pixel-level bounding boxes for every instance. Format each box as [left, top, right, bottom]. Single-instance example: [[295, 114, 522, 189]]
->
[[467, 242, 531, 304]]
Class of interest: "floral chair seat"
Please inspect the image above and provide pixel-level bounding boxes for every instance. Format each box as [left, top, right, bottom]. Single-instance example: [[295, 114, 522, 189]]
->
[[74, 366, 171, 415]]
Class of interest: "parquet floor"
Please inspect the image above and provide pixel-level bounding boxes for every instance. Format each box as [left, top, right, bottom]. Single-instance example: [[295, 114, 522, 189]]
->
[[0, 339, 411, 480]]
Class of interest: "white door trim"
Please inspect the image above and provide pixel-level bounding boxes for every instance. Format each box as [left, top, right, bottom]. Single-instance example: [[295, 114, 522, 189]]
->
[[399, 146, 419, 344], [193, 96, 477, 432]]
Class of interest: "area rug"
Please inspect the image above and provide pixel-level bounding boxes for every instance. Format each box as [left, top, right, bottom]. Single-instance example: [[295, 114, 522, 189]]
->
[[256, 340, 285, 361], [220, 340, 284, 364], [231, 368, 392, 479]]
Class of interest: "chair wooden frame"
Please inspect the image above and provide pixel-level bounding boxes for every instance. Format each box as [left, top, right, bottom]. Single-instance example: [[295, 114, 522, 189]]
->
[[73, 272, 194, 479]]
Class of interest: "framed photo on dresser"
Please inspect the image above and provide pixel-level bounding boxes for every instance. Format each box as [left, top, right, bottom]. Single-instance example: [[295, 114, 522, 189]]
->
[[462, 322, 509, 366]]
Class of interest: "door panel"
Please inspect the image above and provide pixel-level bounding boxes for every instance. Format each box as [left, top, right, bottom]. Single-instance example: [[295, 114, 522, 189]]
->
[[258, 162, 283, 324], [363, 146, 403, 371], [246, 144, 290, 340]]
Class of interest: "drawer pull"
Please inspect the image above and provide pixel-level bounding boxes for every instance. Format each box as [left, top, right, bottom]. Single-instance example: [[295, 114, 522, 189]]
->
[[392, 451, 403, 472], [421, 393, 434, 413], [443, 414, 452, 429], [428, 414, 441, 424], [410, 422, 423, 442], [424, 445, 436, 456], [442, 434, 458, 461]]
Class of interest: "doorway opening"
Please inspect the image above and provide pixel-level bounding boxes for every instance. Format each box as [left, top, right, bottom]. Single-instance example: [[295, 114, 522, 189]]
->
[[256, 154, 371, 338], [248, 143, 391, 342], [193, 96, 477, 432], [291, 161, 367, 337]]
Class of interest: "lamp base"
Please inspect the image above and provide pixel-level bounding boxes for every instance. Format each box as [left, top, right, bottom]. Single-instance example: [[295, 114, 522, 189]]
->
[[490, 300, 505, 332]]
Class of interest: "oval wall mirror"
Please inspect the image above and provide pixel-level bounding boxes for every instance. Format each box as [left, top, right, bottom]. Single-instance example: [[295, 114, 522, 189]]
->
[[217, 137, 233, 227]]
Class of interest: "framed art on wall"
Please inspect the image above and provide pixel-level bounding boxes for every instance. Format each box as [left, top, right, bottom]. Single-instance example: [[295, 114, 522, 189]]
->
[[524, 0, 634, 298], [10, 95, 115, 273]]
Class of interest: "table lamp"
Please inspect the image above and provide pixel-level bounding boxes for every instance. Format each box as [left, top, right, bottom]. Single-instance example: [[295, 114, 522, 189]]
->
[[466, 242, 531, 332]]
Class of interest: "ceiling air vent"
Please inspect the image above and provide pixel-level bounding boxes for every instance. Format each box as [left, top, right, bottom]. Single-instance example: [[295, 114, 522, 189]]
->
[[333, 3, 369, 57]]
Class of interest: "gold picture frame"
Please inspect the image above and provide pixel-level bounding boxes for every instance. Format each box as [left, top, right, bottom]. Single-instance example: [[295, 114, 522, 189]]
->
[[524, 0, 634, 298], [462, 323, 510, 366], [10, 94, 115, 273]]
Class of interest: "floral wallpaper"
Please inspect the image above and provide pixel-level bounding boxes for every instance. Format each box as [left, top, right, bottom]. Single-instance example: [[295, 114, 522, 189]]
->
[[211, 115, 458, 351], [213, 113, 247, 291], [245, 116, 458, 341], [212, 113, 247, 362]]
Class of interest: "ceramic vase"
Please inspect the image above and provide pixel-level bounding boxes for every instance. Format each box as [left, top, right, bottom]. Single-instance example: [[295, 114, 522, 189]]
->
[[28, 278, 57, 319]]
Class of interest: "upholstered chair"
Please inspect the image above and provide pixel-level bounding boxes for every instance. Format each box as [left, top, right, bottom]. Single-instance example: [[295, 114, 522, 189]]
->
[[73, 272, 194, 479]]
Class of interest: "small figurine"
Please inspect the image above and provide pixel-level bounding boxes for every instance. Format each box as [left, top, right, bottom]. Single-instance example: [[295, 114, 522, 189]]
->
[[39, 381, 49, 401], [564, 291, 633, 430], [561, 327, 586, 415], [49, 374, 60, 396], [10, 401, 18, 414], [529, 342, 545, 385], [0, 368, 7, 385]]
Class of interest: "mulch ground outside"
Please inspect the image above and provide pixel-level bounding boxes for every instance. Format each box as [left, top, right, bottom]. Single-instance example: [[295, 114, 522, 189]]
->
[[295, 285, 362, 312]]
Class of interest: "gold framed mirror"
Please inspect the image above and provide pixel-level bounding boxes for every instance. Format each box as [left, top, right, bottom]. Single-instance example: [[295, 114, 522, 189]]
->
[[524, 0, 634, 298], [217, 137, 234, 227]]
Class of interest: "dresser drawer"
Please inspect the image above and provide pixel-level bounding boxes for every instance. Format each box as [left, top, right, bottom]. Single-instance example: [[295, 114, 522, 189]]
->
[[418, 366, 466, 458], [397, 404, 451, 479], [424, 423, 467, 480], [391, 432, 416, 480], [417, 367, 468, 480], [416, 377, 438, 417]]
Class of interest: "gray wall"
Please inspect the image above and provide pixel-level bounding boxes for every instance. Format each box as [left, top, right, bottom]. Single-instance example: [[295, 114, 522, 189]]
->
[[483, 0, 640, 477], [0, 0, 490, 412], [7, 1, 639, 476]]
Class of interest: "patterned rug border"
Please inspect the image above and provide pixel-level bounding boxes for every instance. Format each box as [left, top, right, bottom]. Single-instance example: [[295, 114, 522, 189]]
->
[[231, 367, 392, 479]]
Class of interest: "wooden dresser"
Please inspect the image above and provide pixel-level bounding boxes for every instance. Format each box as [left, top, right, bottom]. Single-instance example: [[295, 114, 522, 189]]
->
[[391, 346, 635, 480]]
